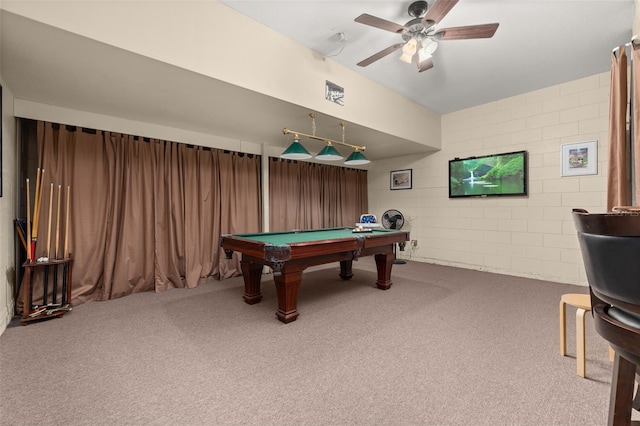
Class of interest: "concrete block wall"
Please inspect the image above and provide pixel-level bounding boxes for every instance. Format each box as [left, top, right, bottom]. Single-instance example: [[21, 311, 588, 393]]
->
[[369, 71, 611, 285], [0, 77, 17, 332]]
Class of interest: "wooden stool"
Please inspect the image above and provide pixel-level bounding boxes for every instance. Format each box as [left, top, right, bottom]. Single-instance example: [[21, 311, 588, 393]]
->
[[560, 293, 614, 377]]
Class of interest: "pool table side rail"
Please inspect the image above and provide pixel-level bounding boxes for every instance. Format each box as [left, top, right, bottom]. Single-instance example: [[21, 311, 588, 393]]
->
[[220, 229, 409, 263]]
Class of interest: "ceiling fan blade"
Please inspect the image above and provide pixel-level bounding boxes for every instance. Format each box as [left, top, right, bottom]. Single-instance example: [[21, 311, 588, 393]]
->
[[354, 14, 405, 33], [417, 57, 434, 73], [423, 0, 459, 25], [436, 23, 499, 40], [357, 43, 403, 67]]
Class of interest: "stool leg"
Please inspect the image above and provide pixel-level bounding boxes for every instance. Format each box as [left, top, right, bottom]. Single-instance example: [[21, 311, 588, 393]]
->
[[560, 299, 567, 356], [609, 346, 615, 363], [576, 307, 587, 378]]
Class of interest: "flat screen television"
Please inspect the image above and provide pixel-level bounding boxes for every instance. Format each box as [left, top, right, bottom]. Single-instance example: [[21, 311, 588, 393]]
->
[[449, 150, 527, 198]]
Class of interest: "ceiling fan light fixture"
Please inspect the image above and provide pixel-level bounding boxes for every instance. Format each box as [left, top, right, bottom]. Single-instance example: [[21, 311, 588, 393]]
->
[[316, 142, 344, 161], [399, 38, 417, 63], [399, 53, 413, 63], [418, 39, 438, 63], [421, 38, 438, 55], [355, 1, 500, 72], [402, 38, 417, 55], [281, 138, 313, 160], [417, 49, 431, 64]]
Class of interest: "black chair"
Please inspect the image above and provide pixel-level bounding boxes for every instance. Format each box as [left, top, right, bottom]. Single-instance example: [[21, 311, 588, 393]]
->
[[573, 209, 640, 425]]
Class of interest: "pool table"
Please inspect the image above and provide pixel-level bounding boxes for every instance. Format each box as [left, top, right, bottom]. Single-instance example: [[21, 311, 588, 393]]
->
[[220, 227, 410, 323]]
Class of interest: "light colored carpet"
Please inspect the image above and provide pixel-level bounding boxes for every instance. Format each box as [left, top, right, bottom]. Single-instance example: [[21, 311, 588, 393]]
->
[[1, 258, 637, 425]]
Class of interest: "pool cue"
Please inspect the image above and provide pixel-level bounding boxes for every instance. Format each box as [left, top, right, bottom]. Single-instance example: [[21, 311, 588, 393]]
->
[[26, 178, 31, 261], [52, 184, 62, 303], [46, 183, 53, 259], [15, 223, 27, 252], [41, 182, 53, 306], [26, 178, 35, 310], [31, 168, 41, 260], [61, 186, 70, 305], [33, 169, 45, 258], [54, 184, 61, 259], [64, 186, 70, 258]]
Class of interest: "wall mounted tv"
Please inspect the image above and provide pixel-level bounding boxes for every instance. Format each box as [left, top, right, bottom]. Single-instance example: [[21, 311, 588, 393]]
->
[[449, 150, 527, 198]]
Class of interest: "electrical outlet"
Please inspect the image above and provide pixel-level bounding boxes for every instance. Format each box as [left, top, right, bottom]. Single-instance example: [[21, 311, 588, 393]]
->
[[411, 240, 418, 248]]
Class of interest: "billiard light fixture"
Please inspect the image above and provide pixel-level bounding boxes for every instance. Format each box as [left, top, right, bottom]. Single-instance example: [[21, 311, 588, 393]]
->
[[281, 113, 369, 165]]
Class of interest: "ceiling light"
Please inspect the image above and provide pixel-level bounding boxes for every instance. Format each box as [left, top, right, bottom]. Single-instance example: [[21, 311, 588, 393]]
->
[[316, 142, 344, 161], [280, 137, 312, 160], [281, 113, 369, 166], [399, 38, 417, 63], [344, 150, 370, 166], [421, 38, 438, 56]]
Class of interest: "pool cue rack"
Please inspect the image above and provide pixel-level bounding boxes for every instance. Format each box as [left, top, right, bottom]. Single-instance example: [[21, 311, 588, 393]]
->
[[20, 257, 73, 324], [21, 173, 74, 324]]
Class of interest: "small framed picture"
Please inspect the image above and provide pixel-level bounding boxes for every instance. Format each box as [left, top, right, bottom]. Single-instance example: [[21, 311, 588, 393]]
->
[[390, 169, 412, 190], [325, 80, 344, 106], [561, 140, 598, 177]]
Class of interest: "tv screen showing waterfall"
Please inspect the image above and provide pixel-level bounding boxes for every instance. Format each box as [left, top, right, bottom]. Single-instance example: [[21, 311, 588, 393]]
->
[[449, 150, 528, 198]]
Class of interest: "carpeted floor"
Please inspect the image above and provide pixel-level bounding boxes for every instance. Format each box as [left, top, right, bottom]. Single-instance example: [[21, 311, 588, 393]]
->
[[0, 259, 637, 425]]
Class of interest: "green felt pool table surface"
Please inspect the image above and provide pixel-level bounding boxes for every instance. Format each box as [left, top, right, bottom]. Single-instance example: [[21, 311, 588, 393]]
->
[[231, 228, 398, 245]]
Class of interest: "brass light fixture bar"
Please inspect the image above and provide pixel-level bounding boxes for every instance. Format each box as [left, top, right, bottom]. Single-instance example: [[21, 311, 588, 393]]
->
[[280, 113, 369, 165], [281, 126, 366, 152]]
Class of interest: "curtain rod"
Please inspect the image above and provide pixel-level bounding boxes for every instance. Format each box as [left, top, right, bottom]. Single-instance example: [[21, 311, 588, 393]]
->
[[613, 42, 631, 53], [613, 36, 640, 53]]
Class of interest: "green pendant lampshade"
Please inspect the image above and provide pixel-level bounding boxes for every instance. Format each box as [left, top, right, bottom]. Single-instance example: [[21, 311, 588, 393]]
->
[[344, 150, 370, 165], [280, 139, 312, 160], [315, 143, 343, 161]]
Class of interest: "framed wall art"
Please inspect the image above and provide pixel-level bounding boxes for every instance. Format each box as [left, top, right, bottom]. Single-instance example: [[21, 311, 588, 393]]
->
[[561, 140, 598, 177], [390, 169, 412, 190], [325, 80, 344, 106]]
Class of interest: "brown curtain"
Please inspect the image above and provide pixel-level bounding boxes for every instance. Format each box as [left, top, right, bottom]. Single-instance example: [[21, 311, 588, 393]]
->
[[634, 46, 640, 204], [607, 46, 629, 210], [22, 121, 261, 309], [269, 157, 368, 231]]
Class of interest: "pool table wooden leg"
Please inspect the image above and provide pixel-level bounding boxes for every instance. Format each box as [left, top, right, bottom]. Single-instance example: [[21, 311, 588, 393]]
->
[[339, 260, 354, 280], [273, 270, 302, 323], [374, 252, 394, 290], [240, 260, 263, 305]]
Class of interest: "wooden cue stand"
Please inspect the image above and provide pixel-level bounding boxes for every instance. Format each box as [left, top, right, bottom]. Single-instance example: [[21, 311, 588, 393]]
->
[[20, 256, 73, 325]]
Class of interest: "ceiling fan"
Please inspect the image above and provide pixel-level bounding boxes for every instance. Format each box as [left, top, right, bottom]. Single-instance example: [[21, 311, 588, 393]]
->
[[354, 0, 499, 72]]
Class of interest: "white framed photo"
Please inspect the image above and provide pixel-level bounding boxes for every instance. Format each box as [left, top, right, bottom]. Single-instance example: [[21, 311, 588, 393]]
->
[[390, 169, 412, 190], [561, 141, 598, 177], [325, 80, 344, 106]]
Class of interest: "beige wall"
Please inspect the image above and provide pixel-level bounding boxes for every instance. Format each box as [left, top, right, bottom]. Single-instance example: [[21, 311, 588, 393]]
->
[[0, 68, 17, 331], [368, 73, 610, 286], [1, 0, 440, 150], [634, 0, 640, 40]]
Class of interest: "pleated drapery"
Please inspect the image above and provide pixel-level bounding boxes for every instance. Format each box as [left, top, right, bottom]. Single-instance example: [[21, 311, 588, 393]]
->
[[269, 157, 368, 231], [607, 46, 629, 210], [633, 47, 640, 203], [23, 121, 261, 308]]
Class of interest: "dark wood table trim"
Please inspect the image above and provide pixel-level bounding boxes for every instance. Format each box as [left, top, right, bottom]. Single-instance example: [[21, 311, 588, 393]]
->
[[221, 228, 409, 323]]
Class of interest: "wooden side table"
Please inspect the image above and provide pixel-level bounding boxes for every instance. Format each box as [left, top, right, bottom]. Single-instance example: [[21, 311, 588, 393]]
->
[[21, 257, 73, 325]]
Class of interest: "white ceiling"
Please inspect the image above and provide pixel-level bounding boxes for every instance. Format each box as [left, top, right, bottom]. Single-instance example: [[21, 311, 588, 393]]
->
[[0, 1, 635, 162], [220, 0, 634, 114]]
